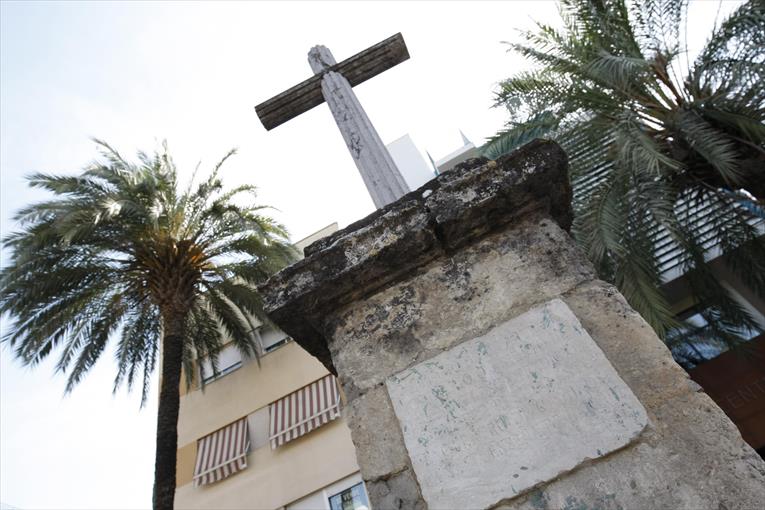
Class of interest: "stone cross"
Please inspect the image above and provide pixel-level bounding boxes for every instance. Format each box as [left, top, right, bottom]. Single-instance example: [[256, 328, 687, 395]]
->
[[260, 141, 765, 509], [255, 33, 410, 209]]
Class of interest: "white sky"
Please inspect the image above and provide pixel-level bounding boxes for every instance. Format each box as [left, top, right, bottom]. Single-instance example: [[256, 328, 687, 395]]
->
[[0, 1, 740, 508]]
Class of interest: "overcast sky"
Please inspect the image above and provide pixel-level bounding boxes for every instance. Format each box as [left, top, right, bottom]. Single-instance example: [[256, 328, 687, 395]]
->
[[0, 1, 740, 508]]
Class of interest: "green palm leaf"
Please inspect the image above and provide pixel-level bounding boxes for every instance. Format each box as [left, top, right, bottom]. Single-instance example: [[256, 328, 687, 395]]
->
[[485, 0, 765, 345], [0, 140, 299, 509]]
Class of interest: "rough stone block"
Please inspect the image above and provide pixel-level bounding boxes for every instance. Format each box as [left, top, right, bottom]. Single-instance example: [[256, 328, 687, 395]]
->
[[386, 299, 648, 509], [499, 390, 765, 510], [343, 385, 410, 481], [425, 141, 571, 251], [364, 467, 426, 510], [327, 216, 595, 399], [561, 280, 699, 409], [260, 140, 573, 375], [262, 197, 439, 371]]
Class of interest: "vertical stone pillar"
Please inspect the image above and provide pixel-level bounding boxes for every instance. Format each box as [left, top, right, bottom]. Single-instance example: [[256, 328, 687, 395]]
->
[[308, 45, 409, 208], [261, 140, 765, 509]]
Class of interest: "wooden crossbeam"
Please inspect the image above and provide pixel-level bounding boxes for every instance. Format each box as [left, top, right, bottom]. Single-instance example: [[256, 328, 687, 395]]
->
[[255, 33, 409, 131]]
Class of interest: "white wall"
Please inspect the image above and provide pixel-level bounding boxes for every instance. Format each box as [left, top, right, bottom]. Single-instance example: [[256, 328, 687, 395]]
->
[[386, 134, 435, 191]]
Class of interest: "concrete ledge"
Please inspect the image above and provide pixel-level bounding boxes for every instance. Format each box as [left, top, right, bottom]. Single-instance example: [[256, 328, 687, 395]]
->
[[260, 140, 572, 373]]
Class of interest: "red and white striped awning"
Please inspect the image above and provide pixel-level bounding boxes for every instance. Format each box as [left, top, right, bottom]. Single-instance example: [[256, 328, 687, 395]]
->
[[193, 417, 250, 486], [269, 374, 340, 449]]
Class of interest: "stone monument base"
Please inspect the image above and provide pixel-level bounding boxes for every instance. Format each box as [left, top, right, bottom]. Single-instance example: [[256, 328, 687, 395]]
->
[[262, 140, 765, 509]]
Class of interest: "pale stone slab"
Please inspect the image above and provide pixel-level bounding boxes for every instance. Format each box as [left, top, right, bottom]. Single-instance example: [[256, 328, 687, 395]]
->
[[386, 299, 648, 509]]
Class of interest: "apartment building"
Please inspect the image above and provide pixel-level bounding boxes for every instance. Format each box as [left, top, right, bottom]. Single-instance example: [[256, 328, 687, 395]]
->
[[662, 254, 765, 457], [173, 223, 371, 510]]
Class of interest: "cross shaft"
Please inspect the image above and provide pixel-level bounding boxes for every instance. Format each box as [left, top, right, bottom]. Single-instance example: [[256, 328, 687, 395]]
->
[[255, 33, 411, 209]]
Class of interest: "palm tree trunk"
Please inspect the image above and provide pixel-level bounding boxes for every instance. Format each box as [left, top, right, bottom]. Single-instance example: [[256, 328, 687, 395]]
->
[[152, 315, 185, 510]]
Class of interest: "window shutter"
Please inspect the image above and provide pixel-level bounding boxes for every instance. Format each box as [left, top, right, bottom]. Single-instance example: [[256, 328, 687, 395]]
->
[[268, 375, 340, 448], [193, 417, 250, 486]]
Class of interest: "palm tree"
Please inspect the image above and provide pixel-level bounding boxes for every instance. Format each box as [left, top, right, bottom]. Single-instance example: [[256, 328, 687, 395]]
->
[[485, 0, 765, 349], [0, 141, 299, 509]]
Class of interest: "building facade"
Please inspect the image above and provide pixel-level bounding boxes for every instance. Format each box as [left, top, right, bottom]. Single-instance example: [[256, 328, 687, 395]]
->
[[174, 223, 371, 510], [662, 254, 765, 457]]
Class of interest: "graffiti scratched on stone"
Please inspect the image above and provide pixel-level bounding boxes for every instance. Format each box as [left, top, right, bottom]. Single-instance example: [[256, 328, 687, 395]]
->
[[386, 298, 648, 509]]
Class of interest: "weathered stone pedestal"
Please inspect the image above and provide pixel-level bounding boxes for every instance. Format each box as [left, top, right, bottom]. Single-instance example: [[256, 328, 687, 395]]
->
[[261, 140, 765, 509]]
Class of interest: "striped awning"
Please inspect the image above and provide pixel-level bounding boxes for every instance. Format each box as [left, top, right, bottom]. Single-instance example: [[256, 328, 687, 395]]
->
[[193, 417, 250, 486], [269, 374, 340, 449]]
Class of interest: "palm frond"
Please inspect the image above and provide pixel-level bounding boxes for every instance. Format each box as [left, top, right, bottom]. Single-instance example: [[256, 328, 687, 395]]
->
[[482, 112, 560, 161], [0, 139, 299, 404], [490, 0, 765, 345]]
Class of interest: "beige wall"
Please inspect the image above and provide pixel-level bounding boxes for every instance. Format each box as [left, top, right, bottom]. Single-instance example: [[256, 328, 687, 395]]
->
[[175, 418, 360, 510], [177, 340, 330, 446], [175, 221, 359, 508], [175, 339, 361, 508], [294, 223, 338, 253]]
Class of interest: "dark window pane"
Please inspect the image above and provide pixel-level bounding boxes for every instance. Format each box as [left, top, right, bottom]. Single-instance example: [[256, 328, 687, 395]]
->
[[328, 482, 370, 510]]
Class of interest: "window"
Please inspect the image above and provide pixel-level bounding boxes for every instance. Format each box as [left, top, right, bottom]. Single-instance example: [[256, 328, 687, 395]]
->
[[328, 482, 370, 510], [286, 473, 367, 510], [256, 325, 291, 353], [199, 343, 243, 384], [667, 305, 763, 370], [246, 406, 270, 451]]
